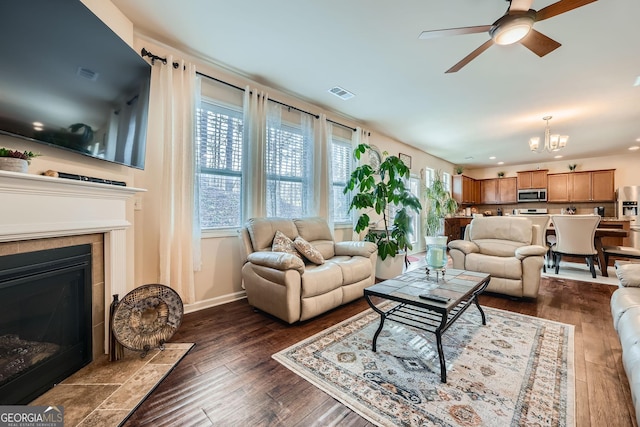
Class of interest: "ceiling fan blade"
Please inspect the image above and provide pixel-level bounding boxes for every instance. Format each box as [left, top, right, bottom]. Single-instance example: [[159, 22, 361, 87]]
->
[[520, 29, 562, 57], [536, 0, 597, 21], [445, 39, 494, 73], [419, 25, 491, 40], [508, 0, 535, 12]]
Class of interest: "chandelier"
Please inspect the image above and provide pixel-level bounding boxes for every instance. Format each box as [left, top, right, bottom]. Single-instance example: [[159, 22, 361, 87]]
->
[[528, 116, 569, 153]]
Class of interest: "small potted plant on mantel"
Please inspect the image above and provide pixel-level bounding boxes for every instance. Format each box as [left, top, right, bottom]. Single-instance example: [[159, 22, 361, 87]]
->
[[0, 148, 39, 173]]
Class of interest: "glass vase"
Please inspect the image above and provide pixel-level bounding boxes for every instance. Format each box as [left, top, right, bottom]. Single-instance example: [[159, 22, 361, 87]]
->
[[425, 236, 448, 270]]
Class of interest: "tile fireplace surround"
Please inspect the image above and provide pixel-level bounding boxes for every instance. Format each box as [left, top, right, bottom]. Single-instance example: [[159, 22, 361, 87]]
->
[[0, 170, 144, 357]]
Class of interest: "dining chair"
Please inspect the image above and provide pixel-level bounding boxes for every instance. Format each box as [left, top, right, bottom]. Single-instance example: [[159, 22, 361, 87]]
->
[[519, 214, 552, 272], [550, 214, 601, 278]]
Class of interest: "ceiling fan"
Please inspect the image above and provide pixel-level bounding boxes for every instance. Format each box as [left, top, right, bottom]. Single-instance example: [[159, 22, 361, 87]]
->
[[419, 0, 597, 73]]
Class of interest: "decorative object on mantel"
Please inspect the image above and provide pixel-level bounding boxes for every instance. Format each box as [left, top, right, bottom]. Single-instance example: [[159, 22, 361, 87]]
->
[[0, 148, 39, 172], [529, 116, 568, 153], [568, 163, 577, 171], [42, 169, 59, 178], [112, 284, 184, 358], [497, 171, 505, 178]]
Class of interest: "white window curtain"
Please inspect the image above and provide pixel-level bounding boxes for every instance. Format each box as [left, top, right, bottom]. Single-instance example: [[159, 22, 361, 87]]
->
[[314, 114, 333, 232], [241, 87, 269, 222], [152, 55, 200, 304]]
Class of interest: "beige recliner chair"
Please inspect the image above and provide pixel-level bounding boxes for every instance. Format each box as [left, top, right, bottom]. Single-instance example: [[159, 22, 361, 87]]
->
[[448, 216, 547, 298], [240, 217, 377, 323]]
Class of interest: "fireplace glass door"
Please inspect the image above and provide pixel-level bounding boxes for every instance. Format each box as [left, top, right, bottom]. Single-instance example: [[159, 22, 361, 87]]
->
[[0, 244, 92, 404]]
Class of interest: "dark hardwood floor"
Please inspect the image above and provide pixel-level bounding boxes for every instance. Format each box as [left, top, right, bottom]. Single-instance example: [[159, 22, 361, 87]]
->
[[124, 262, 636, 426]]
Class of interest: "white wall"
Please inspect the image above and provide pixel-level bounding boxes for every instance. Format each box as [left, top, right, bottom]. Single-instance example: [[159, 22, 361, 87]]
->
[[123, 36, 455, 310]]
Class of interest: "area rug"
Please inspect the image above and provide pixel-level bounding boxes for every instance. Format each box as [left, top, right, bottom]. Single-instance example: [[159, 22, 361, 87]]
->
[[30, 342, 194, 427], [273, 305, 575, 426], [542, 261, 619, 286]]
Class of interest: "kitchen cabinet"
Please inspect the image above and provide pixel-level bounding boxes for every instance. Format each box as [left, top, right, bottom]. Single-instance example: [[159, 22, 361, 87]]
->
[[481, 179, 498, 204], [547, 169, 615, 203], [500, 177, 517, 203], [591, 169, 615, 201], [570, 172, 591, 202], [517, 170, 548, 189], [452, 175, 477, 204], [444, 217, 472, 243], [547, 174, 570, 202], [480, 177, 516, 204]]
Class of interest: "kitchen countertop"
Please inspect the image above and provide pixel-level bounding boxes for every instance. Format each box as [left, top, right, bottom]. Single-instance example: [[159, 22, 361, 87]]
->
[[450, 216, 630, 221]]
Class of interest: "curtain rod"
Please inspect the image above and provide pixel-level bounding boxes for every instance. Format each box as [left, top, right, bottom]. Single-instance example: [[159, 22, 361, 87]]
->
[[142, 48, 358, 132]]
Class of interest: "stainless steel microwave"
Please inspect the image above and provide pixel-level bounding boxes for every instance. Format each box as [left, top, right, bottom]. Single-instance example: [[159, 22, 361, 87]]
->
[[517, 189, 547, 202]]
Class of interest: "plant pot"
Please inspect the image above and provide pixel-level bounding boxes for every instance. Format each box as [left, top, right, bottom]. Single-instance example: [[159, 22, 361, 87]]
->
[[0, 158, 28, 173], [424, 236, 448, 270], [375, 251, 406, 280]]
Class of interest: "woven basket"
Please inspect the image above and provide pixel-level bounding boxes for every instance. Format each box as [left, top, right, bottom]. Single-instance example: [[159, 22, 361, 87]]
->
[[112, 284, 183, 354]]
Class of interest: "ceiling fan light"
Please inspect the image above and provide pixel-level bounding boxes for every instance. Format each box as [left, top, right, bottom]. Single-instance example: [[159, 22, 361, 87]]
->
[[490, 13, 535, 45], [493, 24, 531, 45]]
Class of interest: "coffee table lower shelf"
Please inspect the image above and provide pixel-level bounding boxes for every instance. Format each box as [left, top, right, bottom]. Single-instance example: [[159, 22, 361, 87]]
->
[[365, 286, 487, 383]]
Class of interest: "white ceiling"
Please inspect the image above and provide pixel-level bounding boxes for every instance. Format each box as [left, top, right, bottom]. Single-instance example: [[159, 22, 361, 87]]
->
[[111, 0, 640, 168]]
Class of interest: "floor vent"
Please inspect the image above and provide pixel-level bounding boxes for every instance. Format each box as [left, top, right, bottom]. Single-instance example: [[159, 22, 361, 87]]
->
[[328, 86, 355, 100]]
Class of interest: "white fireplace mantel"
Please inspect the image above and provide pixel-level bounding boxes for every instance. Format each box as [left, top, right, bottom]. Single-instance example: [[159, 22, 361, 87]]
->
[[0, 170, 146, 351]]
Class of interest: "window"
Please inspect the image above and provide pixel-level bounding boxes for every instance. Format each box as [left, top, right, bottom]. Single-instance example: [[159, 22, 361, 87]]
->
[[442, 172, 451, 192], [424, 168, 435, 188], [331, 137, 353, 223], [265, 107, 313, 218], [196, 100, 243, 229], [408, 176, 421, 246]]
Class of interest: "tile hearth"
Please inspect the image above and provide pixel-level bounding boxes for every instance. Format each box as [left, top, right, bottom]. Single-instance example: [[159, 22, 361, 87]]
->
[[30, 343, 193, 427]]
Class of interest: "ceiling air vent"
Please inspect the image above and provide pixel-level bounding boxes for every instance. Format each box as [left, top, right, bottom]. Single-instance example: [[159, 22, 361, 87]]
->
[[328, 86, 355, 100], [76, 66, 99, 81]]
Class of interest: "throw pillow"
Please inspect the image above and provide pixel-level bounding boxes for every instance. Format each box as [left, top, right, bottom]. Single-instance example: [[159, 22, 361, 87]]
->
[[294, 236, 325, 265], [272, 230, 302, 259], [616, 263, 640, 288]]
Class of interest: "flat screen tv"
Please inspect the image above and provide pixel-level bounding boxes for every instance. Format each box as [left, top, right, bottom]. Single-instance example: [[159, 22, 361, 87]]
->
[[0, 0, 151, 170]]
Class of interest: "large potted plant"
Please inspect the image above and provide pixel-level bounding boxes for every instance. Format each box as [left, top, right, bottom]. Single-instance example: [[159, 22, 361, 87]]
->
[[344, 144, 422, 279], [423, 170, 458, 270]]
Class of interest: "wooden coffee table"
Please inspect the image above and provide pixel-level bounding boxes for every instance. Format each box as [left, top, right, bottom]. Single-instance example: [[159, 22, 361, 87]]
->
[[364, 268, 491, 383]]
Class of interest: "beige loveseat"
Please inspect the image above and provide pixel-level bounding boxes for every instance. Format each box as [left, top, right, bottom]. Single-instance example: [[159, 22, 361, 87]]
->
[[240, 217, 377, 323], [610, 262, 640, 424], [448, 216, 547, 298]]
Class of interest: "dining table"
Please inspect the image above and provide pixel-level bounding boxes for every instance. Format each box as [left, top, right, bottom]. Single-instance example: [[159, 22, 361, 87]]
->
[[546, 227, 629, 277]]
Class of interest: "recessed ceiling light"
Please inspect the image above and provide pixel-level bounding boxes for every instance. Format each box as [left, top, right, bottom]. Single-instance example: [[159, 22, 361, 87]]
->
[[629, 146, 640, 151], [554, 155, 563, 158], [464, 156, 473, 160], [489, 156, 496, 160], [33, 122, 43, 127], [497, 161, 504, 165]]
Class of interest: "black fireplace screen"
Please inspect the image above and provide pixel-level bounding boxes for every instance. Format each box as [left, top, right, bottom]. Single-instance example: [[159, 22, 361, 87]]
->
[[0, 244, 92, 404]]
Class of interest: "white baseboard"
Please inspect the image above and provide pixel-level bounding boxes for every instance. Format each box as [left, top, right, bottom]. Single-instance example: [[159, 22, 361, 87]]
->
[[183, 290, 247, 314]]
